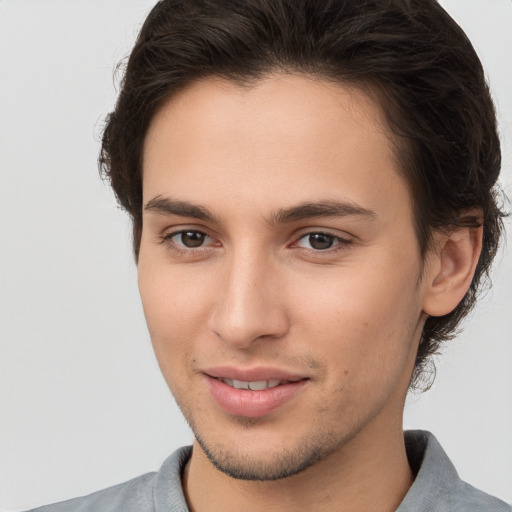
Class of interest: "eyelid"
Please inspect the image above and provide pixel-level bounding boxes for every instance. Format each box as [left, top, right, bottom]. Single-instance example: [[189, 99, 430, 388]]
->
[[292, 228, 353, 242], [157, 225, 354, 254], [159, 226, 220, 251], [170, 230, 210, 245], [290, 229, 354, 252], [159, 223, 217, 239]]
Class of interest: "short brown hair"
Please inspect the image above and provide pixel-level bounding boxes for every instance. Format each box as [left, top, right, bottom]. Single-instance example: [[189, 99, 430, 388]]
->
[[99, 0, 505, 389]]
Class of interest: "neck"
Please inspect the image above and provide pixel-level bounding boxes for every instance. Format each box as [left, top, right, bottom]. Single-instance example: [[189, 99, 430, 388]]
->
[[183, 421, 413, 512]]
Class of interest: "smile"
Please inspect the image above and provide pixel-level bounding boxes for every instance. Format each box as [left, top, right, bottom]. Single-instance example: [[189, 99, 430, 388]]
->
[[206, 373, 309, 417], [217, 378, 301, 390]]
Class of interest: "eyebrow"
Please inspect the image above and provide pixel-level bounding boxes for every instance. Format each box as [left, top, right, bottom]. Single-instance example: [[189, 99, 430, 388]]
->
[[271, 200, 377, 224], [144, 196, 376, 224], [144, 196, 219, 223]]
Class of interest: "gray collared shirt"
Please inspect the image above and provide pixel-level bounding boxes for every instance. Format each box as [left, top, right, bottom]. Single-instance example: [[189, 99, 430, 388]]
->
[[27, 430, 510, 511]]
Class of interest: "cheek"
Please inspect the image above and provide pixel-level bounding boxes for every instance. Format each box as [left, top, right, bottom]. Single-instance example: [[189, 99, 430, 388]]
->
[[138, 261, 207, 372], [291, 258, 422, 379], [294, 262, 419, 331]]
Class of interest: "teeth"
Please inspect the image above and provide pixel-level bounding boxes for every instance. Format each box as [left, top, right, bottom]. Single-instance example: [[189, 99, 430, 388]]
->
[[220, 378, 285, 390], [248, 380, 268, 391], [232, 379, 249, 389]]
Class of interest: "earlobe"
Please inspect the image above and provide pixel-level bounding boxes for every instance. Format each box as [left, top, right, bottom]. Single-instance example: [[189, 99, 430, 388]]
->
[[422, 225, 483, 317]]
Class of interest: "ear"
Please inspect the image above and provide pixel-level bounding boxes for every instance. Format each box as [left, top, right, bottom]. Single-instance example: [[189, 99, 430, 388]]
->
[[422, 224, 483, 317]]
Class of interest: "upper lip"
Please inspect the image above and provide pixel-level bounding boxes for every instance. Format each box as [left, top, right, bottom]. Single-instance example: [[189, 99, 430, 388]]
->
[[203, 366, 308, 382]]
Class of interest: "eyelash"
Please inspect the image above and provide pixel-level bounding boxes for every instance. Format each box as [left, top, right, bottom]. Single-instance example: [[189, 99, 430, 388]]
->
[[291, 232, 353, 252], [160, 230, 216, 255], [160, 228, 353, 257]]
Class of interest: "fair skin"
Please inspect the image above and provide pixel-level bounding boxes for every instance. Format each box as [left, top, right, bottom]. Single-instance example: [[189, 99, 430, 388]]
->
[[138, 74, 482, 512]]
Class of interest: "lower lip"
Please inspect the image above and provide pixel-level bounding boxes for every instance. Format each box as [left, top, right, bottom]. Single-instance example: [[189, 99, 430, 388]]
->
[[206, 376, 308, 418]]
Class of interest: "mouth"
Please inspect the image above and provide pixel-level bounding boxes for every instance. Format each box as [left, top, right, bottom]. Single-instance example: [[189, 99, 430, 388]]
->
[[203, 368, 309, 418], [215, 377, 304, 391]]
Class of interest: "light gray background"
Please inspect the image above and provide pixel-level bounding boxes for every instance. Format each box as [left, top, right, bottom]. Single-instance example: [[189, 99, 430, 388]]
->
[[0, 1, 511, 510]]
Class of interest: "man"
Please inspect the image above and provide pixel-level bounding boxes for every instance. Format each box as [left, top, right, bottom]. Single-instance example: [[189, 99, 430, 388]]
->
[[25, 0, 509, 510]]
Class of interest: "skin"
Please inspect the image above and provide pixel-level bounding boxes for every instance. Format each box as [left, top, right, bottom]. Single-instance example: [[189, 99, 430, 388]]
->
[[138, 74, 482, 512]]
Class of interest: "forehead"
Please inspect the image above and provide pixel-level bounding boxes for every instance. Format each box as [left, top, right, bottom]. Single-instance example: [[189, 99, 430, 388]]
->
[[142, 74, 410, 225]]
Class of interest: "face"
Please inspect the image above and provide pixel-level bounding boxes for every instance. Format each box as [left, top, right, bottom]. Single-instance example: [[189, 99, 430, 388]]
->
[[139, 74, 429, 480]]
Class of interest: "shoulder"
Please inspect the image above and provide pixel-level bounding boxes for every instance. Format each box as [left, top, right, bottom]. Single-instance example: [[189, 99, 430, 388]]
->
[[26, 472, 157, 512], [25, 446, 192, 512], [400, 430, 511, 512]]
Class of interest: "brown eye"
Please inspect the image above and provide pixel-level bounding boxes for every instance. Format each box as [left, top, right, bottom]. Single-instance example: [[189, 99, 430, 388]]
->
[[163, 230, 211, 249], [179, 231, 206, 247], [294, 232, 352, 252], [307, 233, 335, 250]]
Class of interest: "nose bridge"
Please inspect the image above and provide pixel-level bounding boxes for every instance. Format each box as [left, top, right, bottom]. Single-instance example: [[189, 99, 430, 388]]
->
[[209, 242, 288, 348]]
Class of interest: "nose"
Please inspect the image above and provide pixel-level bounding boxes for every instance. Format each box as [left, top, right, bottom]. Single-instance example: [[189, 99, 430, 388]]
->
[[207, 248, 289, 349]]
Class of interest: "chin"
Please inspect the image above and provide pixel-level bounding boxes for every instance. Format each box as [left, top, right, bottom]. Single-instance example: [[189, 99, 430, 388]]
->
[[190, 419, 352, 481]]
